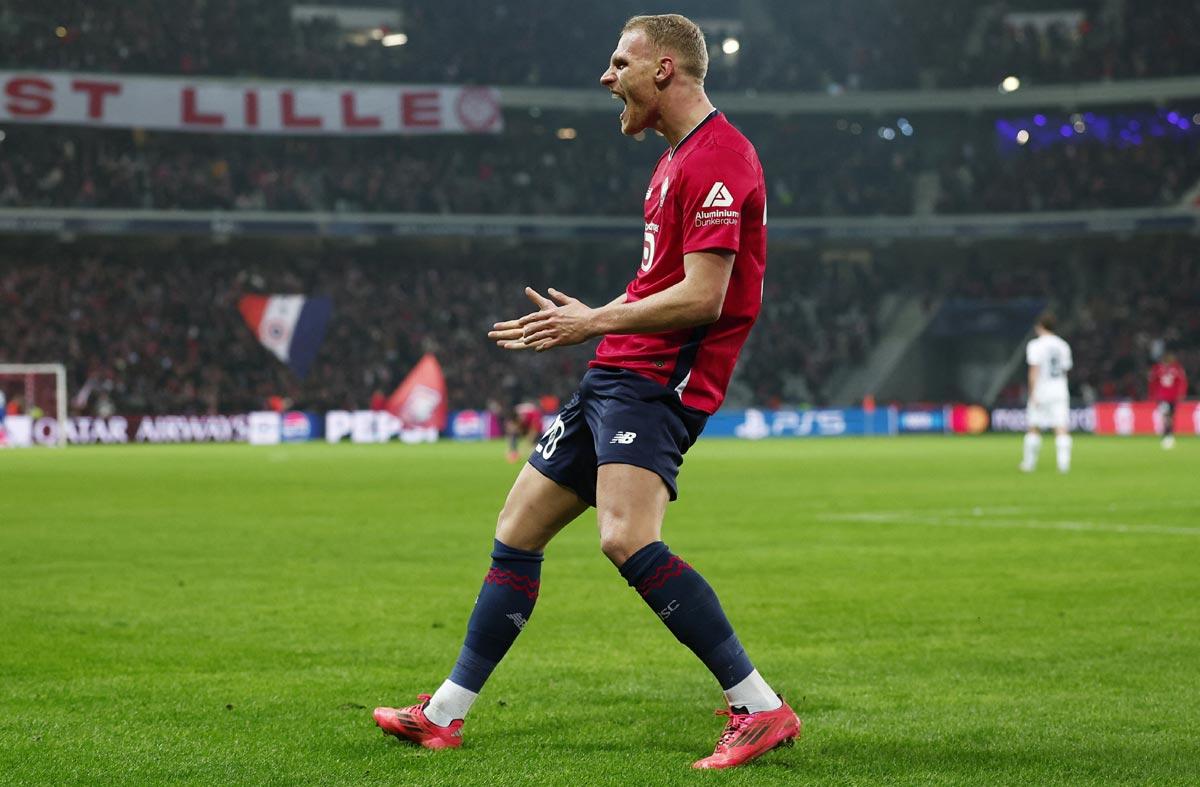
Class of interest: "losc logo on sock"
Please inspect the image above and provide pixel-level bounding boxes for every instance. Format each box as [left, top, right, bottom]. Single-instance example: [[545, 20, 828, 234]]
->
[[657, 599, 680, 620]]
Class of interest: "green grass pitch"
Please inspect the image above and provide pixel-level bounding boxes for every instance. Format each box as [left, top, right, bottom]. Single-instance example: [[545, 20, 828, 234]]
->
[[2, 436, 1198, 785]]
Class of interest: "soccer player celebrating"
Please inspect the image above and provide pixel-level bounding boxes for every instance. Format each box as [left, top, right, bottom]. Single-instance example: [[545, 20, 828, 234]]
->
[[1149, 351, 1188, 449], [1021, 314, 1074, 473], [373, 14, 799, 769]]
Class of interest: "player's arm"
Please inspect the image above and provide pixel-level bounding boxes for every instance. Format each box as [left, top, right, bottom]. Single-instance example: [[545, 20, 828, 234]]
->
[[493, 251, 733, 351], [1027, 364, 1038, 402]]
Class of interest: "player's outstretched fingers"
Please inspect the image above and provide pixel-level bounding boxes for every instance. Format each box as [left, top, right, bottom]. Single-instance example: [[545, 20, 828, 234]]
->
[[521, 327, 555, 345], [488, 326, 525, 342], [525, 287, 556, 310], [517, 310, 554, 327], [547, 287, 575, 305]]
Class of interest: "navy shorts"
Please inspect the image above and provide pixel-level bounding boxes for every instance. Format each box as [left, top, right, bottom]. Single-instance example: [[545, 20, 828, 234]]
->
[[528, 367, 709, 506]]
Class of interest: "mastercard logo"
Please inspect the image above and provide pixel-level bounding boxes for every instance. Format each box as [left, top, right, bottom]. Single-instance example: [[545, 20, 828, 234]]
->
[[950, 404, 990, 434]]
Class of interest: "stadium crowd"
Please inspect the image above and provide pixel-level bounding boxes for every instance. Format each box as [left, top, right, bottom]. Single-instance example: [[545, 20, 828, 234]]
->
[[3, 236, 1195, 418], [3, 0, 1199, 92], [4, 116, 1200, 218], [0, 239, 884, 416]]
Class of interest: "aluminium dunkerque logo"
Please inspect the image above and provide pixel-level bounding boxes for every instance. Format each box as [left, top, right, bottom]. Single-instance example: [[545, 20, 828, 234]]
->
[[695, 181, 738, 227]]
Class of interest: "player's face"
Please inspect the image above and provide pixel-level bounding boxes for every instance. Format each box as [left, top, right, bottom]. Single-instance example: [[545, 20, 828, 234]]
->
[[600, 30, 660, 136]]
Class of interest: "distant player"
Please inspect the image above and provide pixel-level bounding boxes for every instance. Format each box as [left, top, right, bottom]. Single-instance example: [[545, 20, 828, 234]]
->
[[0, 387, 7, 447], [1149, 351, 1188, 449], [1021, 314, 1073, 473], [503, 401, 542, 463], [373, 14, 798, 769]]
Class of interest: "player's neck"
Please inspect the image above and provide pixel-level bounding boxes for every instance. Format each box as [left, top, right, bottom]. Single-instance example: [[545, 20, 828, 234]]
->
[[658, 92, 717, 149]]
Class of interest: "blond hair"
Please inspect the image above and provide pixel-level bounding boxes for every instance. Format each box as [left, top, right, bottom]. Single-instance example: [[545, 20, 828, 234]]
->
[[622, 14, 708, 82]]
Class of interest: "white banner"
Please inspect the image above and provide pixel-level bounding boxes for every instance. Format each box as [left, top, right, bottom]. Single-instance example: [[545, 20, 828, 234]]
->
[[0, 72, 503, 135]]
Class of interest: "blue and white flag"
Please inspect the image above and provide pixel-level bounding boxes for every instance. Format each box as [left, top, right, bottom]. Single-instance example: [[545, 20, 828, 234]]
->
[[238, 295, 332, 379]]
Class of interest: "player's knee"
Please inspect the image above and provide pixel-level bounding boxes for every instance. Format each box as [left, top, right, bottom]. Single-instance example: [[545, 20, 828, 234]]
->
[[494, 501, 529, 546], [596, 513, 643, 566]]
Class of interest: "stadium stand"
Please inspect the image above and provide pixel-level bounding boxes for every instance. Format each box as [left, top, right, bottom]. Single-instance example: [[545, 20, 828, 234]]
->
[[4, 1, 1198, 90], [4, 109, 1200, 217], [2, 2, 1198, 417], [2, 236, 1195, 415]]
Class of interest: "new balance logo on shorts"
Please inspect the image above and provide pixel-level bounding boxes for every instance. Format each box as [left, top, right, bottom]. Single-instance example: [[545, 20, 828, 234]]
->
[[610, 431, 637, 444], [506, 612, 528, 630], [702, 181, 733, 208]]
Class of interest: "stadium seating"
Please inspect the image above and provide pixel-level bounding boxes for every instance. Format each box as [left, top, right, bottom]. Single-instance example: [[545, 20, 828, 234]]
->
[[5, 1, 1198, 90], [2, 236, 1195, 414], [4, 114, 1199, 217]]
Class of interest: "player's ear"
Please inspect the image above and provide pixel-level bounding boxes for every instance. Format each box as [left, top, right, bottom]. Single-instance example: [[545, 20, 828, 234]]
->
[[655, 56, 675, 88]]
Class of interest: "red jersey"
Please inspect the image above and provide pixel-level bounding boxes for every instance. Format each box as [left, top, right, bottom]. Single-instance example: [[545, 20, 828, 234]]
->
[[1149, 361, 1187, 401], [591, 111, 766, 413]]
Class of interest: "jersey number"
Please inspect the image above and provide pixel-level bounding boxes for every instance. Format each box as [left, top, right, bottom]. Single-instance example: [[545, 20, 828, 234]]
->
[[1047, 356, 1062, 378], [641, 232, 655, 273], [535, 415, 566, 460]]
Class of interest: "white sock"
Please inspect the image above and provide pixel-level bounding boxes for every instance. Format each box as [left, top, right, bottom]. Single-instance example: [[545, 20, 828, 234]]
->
[[424, 679, 478, 727], [1056, 434, 1072, 473], [723, 670, 782, 714], [1022, 432, 1042, 469]]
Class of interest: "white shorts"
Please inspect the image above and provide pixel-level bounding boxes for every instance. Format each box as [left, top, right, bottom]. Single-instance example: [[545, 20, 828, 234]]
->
[[1027, 398, 1069, 430]]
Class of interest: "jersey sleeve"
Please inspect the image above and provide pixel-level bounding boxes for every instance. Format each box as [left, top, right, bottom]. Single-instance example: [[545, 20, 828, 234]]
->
[[1026, 340, 1040, 366], [1062, 343, 1073, 371], [678, 146, 758, 256]]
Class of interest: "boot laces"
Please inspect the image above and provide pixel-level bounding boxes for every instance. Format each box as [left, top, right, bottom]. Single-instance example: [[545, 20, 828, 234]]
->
[[714, 708, 753, 748]]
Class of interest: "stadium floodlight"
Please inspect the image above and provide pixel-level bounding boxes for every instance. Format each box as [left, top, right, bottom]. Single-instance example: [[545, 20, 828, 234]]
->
[[721, 37, 740, 55], [999, 75, 1021, 93], [0, 363, 68, 446], [1016, 129, 1030, 144], [382, 32, 408, 47]]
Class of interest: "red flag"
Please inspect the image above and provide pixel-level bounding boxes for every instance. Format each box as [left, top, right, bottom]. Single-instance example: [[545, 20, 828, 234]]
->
[[386, 354, 448, 431]]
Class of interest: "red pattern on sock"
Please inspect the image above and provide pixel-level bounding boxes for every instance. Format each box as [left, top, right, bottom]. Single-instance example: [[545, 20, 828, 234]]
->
[[484, 567, 541, 600], [636, 555, 692, 597]]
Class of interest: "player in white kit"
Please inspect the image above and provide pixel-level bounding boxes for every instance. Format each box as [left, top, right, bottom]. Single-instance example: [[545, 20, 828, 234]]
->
[[1021, 314, 1073, 473]]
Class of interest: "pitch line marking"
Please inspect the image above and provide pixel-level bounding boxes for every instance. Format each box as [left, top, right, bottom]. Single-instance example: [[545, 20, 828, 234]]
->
[[827, 512, 1200, 537]]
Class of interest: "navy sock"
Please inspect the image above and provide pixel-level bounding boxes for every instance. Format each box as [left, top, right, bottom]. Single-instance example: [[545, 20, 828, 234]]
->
[[618, 541, 755, 690], [448, 539, 543, 692]]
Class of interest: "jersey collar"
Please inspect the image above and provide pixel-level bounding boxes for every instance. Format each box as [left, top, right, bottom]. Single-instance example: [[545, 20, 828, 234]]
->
[[668, 109, 719, 160]]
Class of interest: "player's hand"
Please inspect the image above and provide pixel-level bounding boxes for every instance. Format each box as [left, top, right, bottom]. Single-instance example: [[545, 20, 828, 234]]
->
[[518, 287, 596, 352], [487, 287, 559, 350]]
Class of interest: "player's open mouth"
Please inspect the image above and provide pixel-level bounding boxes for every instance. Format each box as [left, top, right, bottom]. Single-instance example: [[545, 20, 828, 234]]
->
[[611, 91, 627, 120]]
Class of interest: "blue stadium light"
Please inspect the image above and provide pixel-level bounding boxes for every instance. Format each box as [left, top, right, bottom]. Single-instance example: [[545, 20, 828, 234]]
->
[[1033, 114, 1046, 126]]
